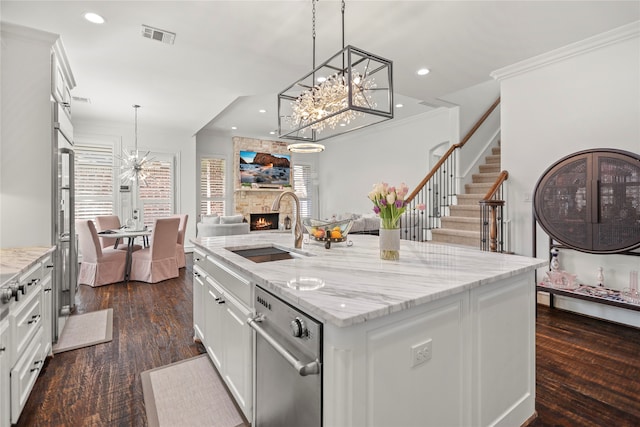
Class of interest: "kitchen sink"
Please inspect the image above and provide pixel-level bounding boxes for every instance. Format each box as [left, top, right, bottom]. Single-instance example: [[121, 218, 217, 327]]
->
[[227, 245, 311, 263]]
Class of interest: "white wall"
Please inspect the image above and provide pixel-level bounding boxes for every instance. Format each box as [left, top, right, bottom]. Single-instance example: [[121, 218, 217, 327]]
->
[[74, 119, 197, 249], [317, 108, 454, 218], [495, 23, 639, 292], [440, 79, 502, 186]]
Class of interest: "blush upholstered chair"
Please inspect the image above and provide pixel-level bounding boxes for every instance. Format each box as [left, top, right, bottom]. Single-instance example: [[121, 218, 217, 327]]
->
[[129, 217, 180, 283], [76, 219, 127, 287], [174, 214, 189, 269], [95, 215, 142, 252]]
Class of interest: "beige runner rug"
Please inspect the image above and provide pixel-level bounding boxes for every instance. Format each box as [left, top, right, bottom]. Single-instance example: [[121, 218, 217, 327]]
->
[[52, 308, 113, 354], [141, 355, 246, 427]]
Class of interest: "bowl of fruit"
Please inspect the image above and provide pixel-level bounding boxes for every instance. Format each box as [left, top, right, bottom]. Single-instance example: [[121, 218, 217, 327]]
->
[[303, 218, 353, 247]]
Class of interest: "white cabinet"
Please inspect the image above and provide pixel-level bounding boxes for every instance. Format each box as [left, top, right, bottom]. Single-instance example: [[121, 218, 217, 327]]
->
[[1, 23, 75, 248], [196, 254, 253, 421], [10, 328, 44, 424], [7, 255, 50, 424], [40, 255, 54, 357], [322, 273, 535, 427], [0, 319, 10, 427], [204, 276, 224, 369], [220, 292, 252, 414], [192, 250, 206, 342]]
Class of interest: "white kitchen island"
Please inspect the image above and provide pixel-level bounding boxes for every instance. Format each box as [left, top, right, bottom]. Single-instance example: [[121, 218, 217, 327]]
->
[[191, 233, 546, 427]]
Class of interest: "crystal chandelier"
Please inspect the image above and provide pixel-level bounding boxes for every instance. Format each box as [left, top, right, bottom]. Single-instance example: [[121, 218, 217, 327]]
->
[[119, 104, 154, 186], [278, 0, 393, 147]]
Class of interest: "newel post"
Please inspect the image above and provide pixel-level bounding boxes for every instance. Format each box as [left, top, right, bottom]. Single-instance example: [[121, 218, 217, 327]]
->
[[480, 200, 505, 252]]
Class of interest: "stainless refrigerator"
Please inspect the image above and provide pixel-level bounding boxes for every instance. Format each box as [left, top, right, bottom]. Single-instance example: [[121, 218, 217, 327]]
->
[[52, 100, 77, 341]]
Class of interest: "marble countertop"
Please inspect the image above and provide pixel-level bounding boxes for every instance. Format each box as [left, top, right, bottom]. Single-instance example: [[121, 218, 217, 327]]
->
[[192, 234, 547, 327], [0, 246, 56, 285]]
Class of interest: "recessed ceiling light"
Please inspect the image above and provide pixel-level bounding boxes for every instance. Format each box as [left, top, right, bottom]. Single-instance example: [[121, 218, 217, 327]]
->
[[269, 131, 276, 135], [396, 103, 404, 108], [317, 76, 327, 83], [259, 109, 266, 113], [231, 126, 237, 130], [84, 12, 105, 24], [417, 68, 430, 76]]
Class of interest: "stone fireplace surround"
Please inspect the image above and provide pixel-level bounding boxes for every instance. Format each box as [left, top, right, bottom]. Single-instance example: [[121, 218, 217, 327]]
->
[[233, 137, 294, 224]]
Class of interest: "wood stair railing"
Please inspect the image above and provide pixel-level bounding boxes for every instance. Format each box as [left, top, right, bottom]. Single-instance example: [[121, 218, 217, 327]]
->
[[479, 170, 509, 252], [401, 97, 503, 250]]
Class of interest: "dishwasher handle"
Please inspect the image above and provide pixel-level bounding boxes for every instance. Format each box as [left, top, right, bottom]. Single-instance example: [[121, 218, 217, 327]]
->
[[248, 314, 320, 377]]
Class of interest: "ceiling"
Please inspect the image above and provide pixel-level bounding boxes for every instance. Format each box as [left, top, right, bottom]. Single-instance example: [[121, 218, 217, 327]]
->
[[1, 1, 638, 140]]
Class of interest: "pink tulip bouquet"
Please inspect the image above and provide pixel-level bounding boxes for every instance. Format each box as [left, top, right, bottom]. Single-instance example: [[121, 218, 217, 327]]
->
[[368, 182, 411, 229]]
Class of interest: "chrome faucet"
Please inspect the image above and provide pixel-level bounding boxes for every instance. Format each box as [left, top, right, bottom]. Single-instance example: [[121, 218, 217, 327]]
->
[[272, 190, 303, 249]]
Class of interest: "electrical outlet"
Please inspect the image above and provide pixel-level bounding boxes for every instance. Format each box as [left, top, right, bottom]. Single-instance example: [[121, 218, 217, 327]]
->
[[411, 339, 432, 367]]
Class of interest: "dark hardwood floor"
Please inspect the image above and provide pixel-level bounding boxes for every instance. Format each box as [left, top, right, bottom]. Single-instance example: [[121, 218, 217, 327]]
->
[[16, 256, 204, 427], [15, 254, 640, 426], [531, 304, 640, 427]]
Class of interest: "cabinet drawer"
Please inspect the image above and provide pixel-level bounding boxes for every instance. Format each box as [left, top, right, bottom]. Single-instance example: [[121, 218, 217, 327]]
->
[[193, 249, 207, 270], [19, 263, 42, 292], [205, 257, 250, 305], [11, 289, 42, 364], [10, 327, 44, 424]]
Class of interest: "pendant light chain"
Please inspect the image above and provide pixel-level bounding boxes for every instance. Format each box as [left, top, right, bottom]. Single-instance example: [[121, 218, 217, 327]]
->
[[312, 0, 317, 70], [341, 0, 345, 50], [133, 104, 140, 151]]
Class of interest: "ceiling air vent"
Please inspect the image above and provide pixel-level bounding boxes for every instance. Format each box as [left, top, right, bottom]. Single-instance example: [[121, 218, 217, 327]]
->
[[141, 24, 176, 45], [72, 96, 91, 104]]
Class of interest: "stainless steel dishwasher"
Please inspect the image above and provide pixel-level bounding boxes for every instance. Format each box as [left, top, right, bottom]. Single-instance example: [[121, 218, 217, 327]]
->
[[249, 285, 322, 427]]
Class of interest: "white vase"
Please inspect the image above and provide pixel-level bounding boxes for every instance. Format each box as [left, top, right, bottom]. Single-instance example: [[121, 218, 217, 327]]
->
[[379, 228, 400, 260]]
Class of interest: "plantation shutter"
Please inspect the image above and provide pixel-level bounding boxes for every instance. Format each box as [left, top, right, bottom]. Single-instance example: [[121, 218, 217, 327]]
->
[[138, 155, 174, 228], [74, 143, 115, 221], [200, 157, 226, 217], [293, 164, 312, 218]]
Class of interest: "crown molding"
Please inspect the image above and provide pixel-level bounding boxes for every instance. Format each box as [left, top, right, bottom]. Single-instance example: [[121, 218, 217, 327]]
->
[[491, 20, 640, 81]]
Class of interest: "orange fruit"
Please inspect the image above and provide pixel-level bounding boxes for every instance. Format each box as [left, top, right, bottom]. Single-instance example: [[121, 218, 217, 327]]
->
[[331, 230, 342, 239]]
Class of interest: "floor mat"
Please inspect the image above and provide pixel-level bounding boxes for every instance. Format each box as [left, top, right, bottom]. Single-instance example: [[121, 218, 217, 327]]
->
[[141, 354, 247, 427], [52, 308, 113, 354]]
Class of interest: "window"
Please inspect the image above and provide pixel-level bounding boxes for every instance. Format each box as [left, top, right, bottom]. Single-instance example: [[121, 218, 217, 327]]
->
[[138, 154, 175, 228], [293, 164, 313, 218], [74, 142, 115, 222], [200, 157, 226, 217]]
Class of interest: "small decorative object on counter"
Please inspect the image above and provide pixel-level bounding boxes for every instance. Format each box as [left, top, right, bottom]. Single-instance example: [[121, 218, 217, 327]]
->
[[284, 215, 291, 230], [379, 228, 400, 260], [369, 181, 417, 260], [621, 270, 640, 304], [550, 247, 560, 271], [597, 266, 604, 287], [303, 218, 353, 249]]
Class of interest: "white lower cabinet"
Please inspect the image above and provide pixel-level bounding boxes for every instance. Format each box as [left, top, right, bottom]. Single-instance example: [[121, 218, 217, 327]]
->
[[197, 255, 253, 422], [220, 292, 252, 417], [204, 277, 224, 369], [10, 327, 44, 424], [40, 255, 54, 358], [0, 319, 10, 427], [192, 265, 206, 342]]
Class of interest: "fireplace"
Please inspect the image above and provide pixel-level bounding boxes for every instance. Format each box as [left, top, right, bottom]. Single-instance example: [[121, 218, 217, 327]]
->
[[250, 213, 279, 231]]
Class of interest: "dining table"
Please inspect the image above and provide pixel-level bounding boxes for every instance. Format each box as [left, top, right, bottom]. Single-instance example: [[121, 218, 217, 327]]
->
[[99, 228, 152, 282]]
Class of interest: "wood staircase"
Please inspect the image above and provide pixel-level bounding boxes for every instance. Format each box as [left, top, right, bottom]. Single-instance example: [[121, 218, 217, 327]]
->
[[430, 144, 501, 247]]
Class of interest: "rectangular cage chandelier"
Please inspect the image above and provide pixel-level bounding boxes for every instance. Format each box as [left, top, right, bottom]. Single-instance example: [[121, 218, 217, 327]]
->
[[278, 45, 393, 143]]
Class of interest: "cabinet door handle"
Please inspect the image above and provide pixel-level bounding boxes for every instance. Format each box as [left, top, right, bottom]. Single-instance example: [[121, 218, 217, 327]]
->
[[44, 288, 52, 293], [46, 264, 54, 269], [28, 315, 41, 324], [216, 299, 225, 305], [0, 347, 5, 352]]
